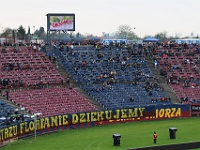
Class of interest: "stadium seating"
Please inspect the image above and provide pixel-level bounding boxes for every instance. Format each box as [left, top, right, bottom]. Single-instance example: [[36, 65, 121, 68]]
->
[[0, 46, 64, 88], [0, 46, 98, 121], [53, 45, 171, 109], [156, 44, 200, 103], [8, 87, 97, 117], [83, 83, 170, 109], [5, 43, 200, 127], [0, 99, 30, 128]]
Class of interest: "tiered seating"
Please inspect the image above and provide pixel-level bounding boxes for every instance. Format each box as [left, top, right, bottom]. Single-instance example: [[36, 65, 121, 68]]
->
[[8, 87, 97, 117], [54, 45, 170, 109], [0, 100, 30, 128], [156, 44, 200, 103], [55, 47, 154, 85], [83, 84, 170, 109], [0, 46, 64, 88], [0, 46, 99, 121]]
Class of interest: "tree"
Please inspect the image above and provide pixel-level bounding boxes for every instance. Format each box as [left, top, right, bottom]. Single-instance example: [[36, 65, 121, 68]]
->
[[12, 30, 16, 43], [154, 30, 168, 42], [75, 32, 84, 40], [143, 35, 152, 39], [127, 31, 138, 41], [34, 27, 45, 39], [17, 25, 26, 40], [116, 25, 138, 40], [0, 28, 13, 43], [1, 27, 12, 38], [69, 32, 74, 39], [117, 25, 132, 39], [27, 26, 30, 35], [76, 32, 82, 38]]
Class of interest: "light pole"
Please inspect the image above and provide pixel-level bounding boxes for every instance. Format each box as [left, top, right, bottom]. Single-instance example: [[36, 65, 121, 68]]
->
[[34, 115, 37, 141], [33, 113, 41, 141], [15, 30, 18, 47], [33, 26, 36, 43]]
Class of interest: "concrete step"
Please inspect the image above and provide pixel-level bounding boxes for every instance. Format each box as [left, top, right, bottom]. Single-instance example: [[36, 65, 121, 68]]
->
[[146, 56, 180, 104], [56, 62, 104, 110]]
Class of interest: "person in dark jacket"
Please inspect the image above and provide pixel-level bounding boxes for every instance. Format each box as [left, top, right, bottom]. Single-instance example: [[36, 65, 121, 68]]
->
[[153, 132, 157, 144]]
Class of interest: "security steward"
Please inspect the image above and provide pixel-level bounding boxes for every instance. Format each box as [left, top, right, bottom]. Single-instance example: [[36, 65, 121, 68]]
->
[[153, 132, 157, 144]]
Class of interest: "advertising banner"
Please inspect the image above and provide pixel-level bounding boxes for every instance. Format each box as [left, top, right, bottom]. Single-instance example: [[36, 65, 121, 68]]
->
[[0, 104, 190, 143], [191, 104, 200, 115], [47, 13, 75, 31], [50, 16, 74, 30]]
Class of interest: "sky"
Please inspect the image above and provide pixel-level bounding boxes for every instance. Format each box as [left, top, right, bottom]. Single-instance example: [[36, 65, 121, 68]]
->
[[0, 0, 200, 38]]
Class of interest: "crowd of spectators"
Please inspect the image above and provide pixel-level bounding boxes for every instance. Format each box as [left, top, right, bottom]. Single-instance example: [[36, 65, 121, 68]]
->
[[153, 41, 200, 104]]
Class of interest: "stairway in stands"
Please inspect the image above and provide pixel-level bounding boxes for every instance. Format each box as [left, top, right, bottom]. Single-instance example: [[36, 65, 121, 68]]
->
[[56, 60, 104, 110], [145, 55, 180, 104]]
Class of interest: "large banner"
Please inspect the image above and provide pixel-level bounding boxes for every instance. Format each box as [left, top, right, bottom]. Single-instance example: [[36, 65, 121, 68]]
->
[[0, 104, 190, 145]]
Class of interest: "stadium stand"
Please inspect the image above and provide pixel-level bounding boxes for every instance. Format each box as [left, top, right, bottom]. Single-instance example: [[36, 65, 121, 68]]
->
[[8, 87, 97, 117], [52, 43, 171, 110], [0, 99, 30, 128], [0, 45, 98, 126], [155, 42, 200, 104], [0, 46, 64, 88], [1, 41, 199, 128]]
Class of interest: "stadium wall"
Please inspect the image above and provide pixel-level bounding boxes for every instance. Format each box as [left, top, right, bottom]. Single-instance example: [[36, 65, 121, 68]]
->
[[0, 104, 190, 146]]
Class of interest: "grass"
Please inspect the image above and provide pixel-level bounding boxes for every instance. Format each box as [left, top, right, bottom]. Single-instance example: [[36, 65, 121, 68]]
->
[[1, 117, 200, 150]]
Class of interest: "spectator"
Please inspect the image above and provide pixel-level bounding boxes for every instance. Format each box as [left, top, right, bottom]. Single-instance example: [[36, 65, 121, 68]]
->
[[33, 45, 37, 52], [6, 90, 9, 100], [130, 96, 134, 102], [154, 59, 158, 69]]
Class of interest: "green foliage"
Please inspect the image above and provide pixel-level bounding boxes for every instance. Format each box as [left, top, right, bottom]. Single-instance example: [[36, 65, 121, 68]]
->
[[17, 25, 26, 40], [1, 117, 200, 150], [154, 30, 168, 42], [1, 28, 13, 37], [34, 27, 45, 39], [116, 25, 138, 40]]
